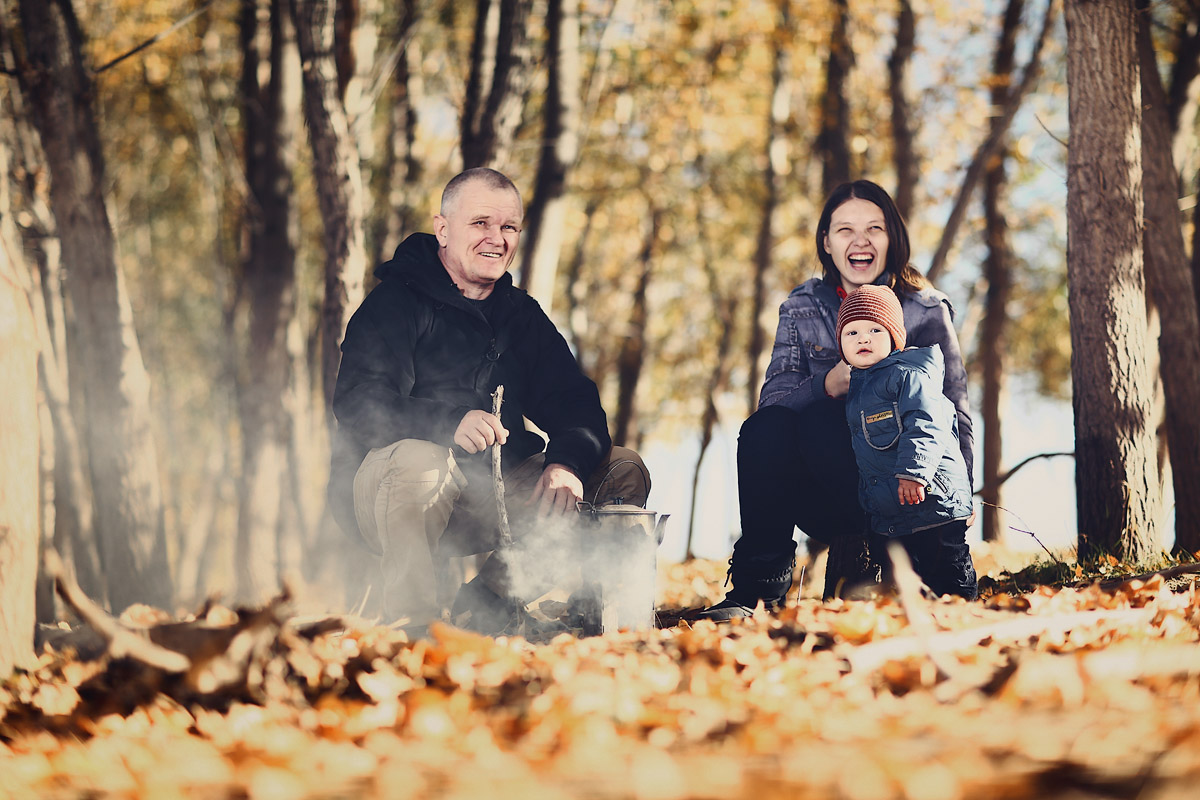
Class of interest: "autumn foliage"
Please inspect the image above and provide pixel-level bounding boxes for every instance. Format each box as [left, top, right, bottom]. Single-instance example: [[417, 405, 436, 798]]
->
[[3, 559, 1200, 799]]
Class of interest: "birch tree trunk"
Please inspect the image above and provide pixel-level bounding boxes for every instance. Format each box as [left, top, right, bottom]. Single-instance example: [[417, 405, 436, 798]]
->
[[1136, 2, 1200, 554], [0, 19, 105, 609], [0, 141, 39, 677], [980, 0, 1024, 544], [292, 0, 367, 416], [17, 0, 172, 611], [1065, 0, 1161, 563], [460, 0, 533, 170], [236, 0, 300, 602], [368, 0, 422, 271], [519, 0, 581, 310]]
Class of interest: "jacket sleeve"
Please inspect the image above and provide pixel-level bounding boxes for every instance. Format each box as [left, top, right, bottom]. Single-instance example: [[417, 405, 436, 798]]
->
[[891, 368, 951, 488], [331, 288, 470, 452], [907, 294, 974, 483], [520, 304, 611, 481], [757, 293, 838, 413]]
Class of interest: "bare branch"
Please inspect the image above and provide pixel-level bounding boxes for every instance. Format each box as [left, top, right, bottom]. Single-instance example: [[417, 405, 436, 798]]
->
[[93, 0, 216, 75], [44, 548, 191, 673], [974, 450, 1074, 496], [926, 0, 1058, 283]]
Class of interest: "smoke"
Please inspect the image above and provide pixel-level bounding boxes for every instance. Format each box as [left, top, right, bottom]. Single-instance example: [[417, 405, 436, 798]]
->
[[496, 507, 660, 633]]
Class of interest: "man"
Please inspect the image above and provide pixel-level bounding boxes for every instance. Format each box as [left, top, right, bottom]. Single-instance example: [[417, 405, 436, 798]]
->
[[328, 167, 649, 634]]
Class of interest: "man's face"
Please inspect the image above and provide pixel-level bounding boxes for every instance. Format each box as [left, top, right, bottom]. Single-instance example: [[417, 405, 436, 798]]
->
[[433, 181, 523, 299], [840, 320, 893, 369]]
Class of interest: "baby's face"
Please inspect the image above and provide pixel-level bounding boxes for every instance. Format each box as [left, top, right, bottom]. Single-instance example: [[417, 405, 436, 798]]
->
[[840, 322, 893, 369]]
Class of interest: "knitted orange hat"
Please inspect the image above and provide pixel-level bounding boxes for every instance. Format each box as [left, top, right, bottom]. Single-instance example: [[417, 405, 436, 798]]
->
[[836, 285, 906, 360]]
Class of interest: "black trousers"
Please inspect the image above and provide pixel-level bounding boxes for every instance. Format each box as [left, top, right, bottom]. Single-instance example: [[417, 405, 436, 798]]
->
[[734, 401, 977, 600], [732, 401, 863, 576], [875, 520, 978, 600]]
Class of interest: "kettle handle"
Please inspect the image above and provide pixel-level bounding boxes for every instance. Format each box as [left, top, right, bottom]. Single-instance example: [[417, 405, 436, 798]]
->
[[589, 458, 652, 508]]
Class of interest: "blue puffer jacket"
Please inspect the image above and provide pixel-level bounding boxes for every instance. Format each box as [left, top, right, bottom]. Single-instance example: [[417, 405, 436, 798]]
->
[[846, 345, 973, 537], [758, 275, 974, 482]]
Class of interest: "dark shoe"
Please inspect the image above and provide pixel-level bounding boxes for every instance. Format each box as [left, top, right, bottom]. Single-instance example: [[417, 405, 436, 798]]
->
[[692, 593, 783, 621], [451, 579, 521, 635]]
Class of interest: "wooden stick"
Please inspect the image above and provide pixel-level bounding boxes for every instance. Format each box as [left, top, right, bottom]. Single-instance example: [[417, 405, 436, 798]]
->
[[1099, 562, 1200, 590], [491, 385, 512, 547], [886, 542, 966, 681], [44, 548, 191, 673], [841, 606, 1156, 674]]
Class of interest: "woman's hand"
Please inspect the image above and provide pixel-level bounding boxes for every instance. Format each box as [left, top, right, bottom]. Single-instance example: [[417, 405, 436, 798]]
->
[[824, 361, 852, 397]]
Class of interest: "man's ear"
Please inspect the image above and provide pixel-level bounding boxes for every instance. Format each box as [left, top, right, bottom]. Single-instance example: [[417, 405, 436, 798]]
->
[[433, 214, 448, 245]]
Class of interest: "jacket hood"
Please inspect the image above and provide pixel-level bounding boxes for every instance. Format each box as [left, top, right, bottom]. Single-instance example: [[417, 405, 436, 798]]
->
[[870, 343, 944, 378], [374, 232, 515, 304]]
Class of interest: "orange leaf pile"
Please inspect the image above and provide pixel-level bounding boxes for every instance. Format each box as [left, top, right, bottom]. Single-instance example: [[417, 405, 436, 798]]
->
[[3, 565, 1200, 799]]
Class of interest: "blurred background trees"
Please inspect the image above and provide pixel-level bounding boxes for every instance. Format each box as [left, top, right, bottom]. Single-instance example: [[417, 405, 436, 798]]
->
[[2, 0, 1199, 623]]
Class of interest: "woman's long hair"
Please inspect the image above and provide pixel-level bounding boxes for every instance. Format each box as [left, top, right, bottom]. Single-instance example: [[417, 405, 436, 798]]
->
[[814, 180, 930, 296]]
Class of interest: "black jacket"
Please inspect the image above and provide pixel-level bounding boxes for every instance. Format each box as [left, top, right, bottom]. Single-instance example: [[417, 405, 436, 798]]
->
[[328, 233, 611, 536]]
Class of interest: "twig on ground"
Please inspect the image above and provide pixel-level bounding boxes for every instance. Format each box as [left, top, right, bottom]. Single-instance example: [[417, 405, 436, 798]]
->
[[43, 548, 191, 673], [887, 543, 968, 683], [841, 606, 1156, 675], [1100, 562, 1200, 590]]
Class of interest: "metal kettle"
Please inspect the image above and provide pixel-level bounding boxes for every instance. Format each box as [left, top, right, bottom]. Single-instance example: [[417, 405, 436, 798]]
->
[[584, 500, 670, 545], [576, 499, 669, 635]]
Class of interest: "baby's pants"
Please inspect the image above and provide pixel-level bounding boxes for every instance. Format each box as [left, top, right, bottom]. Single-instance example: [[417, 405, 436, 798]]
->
[[881, 520, 977, 600]]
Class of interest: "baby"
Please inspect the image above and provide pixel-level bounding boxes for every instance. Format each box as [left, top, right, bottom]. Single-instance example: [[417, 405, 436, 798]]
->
[[836, 284, 977, 599]]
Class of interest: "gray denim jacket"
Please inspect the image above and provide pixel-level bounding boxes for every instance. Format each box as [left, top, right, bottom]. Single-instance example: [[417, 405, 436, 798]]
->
[[757, 276, 974, 482]]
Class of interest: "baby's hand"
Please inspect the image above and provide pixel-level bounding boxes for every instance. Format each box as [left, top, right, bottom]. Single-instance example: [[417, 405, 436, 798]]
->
[[897, 477, 925, 505]]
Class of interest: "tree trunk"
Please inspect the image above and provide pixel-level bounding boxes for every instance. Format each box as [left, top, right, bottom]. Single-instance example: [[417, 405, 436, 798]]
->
[[0, 19, 106, 610], [1065, 0, 1161, 563], [235, 0, 300, 602], [887, 0, 917, 220], [1136, 2, 1200, 554], [292, 0, 367, 416], [520, 0, 581, 310], [460, 0, 533, 169], [612, 205, 661, 447], [746, 0, 790, 413], [817, 0, 852, 199], [17, 0, 172, 612], [368, 0, 422, 272], [980, 0, 1025, 544], [686, 203, 739, 560], [926, 0, 1055, 283], [0, 140, 39, 677]]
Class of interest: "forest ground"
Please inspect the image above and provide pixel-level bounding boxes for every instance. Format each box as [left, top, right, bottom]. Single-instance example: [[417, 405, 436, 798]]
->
[[2, 544, 1200, 800]]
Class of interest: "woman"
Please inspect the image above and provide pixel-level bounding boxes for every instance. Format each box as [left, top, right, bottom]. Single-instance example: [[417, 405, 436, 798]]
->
[[698, 179, 974, 619]]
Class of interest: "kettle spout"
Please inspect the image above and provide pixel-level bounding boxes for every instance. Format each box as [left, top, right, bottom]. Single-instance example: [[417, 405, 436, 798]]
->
[[653, 514, 670, 545]]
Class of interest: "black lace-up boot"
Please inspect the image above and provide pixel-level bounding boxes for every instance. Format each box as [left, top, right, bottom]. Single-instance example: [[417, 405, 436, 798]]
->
[[692, 557, 795, 621]]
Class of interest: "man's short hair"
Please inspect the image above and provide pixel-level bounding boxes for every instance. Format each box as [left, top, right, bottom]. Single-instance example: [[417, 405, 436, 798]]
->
[[440, 168, 523, 216]]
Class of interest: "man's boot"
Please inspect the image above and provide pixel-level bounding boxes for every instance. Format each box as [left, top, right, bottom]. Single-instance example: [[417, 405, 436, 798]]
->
[[451, 577, 521, 635], [692, 557, 795, 621]]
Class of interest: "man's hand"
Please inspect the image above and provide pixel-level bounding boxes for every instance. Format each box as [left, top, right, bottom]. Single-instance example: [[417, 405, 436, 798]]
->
[[530, 463, 584, 517], [897, 476, 925, 505], [824, 361, 852, 397], [453, 409, 508, 454]]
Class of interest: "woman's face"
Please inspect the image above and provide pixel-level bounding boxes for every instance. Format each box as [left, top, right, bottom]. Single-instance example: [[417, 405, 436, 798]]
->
[[823, 198, 889, 294]]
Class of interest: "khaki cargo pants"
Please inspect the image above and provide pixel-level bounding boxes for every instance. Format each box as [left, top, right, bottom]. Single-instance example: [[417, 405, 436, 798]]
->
[[352, 441, 650, 626]]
